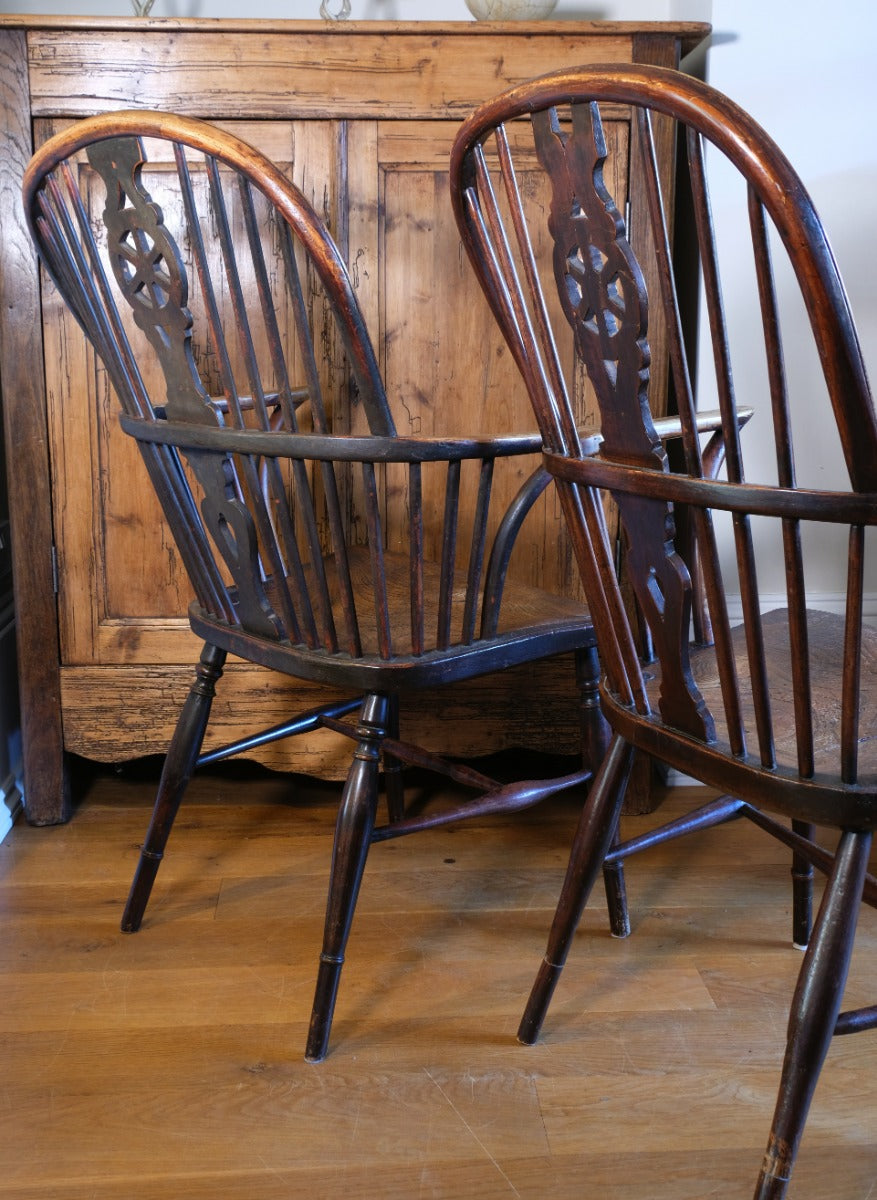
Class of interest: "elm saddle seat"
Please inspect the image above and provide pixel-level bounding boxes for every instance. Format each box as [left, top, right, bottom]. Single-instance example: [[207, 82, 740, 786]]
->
[[451, 63, 877, 1200], [23, 111, 612, 1064]]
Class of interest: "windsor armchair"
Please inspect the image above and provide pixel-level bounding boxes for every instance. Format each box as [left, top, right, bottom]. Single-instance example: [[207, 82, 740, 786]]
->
[[451, 64, 877, 1197], [22, 110, 612, 1063]]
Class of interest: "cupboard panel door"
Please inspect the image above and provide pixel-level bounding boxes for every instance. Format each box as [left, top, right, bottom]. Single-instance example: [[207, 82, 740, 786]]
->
[[360, 118, 630, 603]]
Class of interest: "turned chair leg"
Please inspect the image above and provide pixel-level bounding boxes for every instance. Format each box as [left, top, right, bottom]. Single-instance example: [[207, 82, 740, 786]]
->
[[306, 692, 389, 1063], [754, 828, 871, 1199], [121, 643, 226, 933], [518, 735, 636, 1045]]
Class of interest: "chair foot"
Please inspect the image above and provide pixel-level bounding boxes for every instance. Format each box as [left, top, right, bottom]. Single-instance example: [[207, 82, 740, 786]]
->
[[121, 643, 225, 933], [305, 955, 344, 1062], [518, 958, 564, 1044], [517, 735, 636, 1045], [602, 801, 630, 939], [121, 851, 163, 932], [603, 860, 631, 938]]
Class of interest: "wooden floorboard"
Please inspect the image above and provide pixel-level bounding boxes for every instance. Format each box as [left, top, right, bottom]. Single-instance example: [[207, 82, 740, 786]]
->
[[2, 761, 876, 1198]]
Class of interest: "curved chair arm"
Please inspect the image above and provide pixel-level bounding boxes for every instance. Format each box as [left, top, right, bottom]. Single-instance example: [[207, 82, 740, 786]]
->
[[651, 405, 754, 448], [119, 413, 545, 465]]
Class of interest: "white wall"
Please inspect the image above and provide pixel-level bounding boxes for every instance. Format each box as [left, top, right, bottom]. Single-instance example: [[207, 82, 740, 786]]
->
[[705, 0, 876, 396], [0, 1, 691, 17], [698, 0, 877, 603]]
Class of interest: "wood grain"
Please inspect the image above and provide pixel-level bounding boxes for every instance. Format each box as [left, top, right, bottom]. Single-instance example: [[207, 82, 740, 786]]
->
[[58, 656, 585, 776], [0, 29, 68, 823], [3, 19, 708, 821], [20, 25, 699, 120], [1, 772, 876, 1197]]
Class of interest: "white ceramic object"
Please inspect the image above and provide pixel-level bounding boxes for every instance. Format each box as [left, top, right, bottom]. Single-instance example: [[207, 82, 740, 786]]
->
[[465, 0, 559, 18]]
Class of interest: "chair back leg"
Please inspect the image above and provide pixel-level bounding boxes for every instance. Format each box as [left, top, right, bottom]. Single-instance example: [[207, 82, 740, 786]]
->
[[791, 819, 815, 949], [121, 643, 226, 933], [601, 812, 631, 939]]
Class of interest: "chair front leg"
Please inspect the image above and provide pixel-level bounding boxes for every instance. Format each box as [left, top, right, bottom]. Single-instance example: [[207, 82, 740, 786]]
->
[[755, 828, 871, 1200], [306, 692, 389, 1062], [518, 734, 636, 1045], [121, 642, 226, 933]]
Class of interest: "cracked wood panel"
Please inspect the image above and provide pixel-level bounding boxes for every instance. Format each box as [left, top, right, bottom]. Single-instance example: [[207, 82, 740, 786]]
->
[[24, 26, 644, 119], [58, 655, 583, 773]]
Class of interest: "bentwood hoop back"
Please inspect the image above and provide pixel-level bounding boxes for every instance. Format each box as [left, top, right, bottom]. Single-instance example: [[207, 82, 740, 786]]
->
[[23, 110, 609, 1062], [451, 64, 877, 1197]]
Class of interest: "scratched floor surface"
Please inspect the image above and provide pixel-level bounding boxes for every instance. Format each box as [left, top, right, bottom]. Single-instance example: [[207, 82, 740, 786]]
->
[[2, 759, 876, 1198]]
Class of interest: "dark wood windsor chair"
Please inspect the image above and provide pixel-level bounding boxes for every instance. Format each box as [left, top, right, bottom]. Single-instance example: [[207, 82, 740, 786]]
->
[[451, 64, 877, 1197], [22, 110, 614, 1063]]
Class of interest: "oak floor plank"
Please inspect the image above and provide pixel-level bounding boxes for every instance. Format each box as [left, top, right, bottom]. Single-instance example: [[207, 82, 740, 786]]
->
[[0, 1009, 827, 1095], [2, 764, 876, 1197], [3, 1151, 876, 1200]]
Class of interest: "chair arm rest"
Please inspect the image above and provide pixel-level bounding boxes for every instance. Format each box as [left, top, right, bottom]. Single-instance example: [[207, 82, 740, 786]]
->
[[119, 413, 545, 464], [651, 405, 755, 442]]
